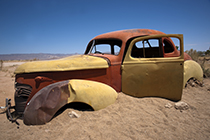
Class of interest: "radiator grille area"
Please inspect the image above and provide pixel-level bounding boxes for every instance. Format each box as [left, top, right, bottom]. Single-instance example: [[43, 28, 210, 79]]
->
[[15, 83, 32, 115]]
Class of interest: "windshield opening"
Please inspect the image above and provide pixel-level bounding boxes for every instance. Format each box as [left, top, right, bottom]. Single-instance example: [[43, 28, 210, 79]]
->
[[88, 39, 122, 55]]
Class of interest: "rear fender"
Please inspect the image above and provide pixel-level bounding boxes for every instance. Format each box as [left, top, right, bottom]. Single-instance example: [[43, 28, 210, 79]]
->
[[23, 80, 118, 125], [183, 60, 203, 87]]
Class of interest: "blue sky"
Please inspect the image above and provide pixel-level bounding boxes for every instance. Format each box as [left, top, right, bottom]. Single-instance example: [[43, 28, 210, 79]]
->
[[0, 0, 210, 54]]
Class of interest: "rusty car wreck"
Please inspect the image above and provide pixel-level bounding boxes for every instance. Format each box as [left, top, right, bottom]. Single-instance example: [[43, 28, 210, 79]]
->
[[3, 29, 203, 125]]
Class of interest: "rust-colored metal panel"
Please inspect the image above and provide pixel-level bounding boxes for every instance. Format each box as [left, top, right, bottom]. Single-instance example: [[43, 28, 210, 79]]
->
[[85, 29, 165, 65], [92, 29, 165, 43], [23, 80, 70, 125]]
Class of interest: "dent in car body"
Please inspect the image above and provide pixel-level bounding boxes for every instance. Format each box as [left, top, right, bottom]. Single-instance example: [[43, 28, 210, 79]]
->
[[24, 79, 118, 125]]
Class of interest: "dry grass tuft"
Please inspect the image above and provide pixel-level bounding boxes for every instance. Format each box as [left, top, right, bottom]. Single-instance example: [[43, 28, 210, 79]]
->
[[185, 49, 210, 77], [0, 60, 3, 71]]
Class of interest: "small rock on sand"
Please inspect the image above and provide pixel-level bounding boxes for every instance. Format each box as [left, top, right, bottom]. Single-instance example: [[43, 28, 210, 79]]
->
[[165, 103, 173, 108], [174, 101, 189, 111], [68, 111, 81, 118]]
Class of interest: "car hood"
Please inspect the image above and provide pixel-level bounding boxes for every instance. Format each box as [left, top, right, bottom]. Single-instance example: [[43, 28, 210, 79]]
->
[[14, 55, 109, 74]]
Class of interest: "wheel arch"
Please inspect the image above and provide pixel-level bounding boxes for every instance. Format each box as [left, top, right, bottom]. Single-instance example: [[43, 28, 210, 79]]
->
[[183, 60, 203, 87], [23, 79, 118, 125]]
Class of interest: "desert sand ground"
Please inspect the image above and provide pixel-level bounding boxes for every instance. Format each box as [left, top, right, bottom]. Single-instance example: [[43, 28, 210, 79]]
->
[[0, 62, 210, 140]]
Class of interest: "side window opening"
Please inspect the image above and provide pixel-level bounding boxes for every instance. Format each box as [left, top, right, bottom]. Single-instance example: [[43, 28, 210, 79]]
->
[[92, 44, 111, 54], [163, 38, 174, 53], [131, 38, 163, 58], [88, 39, 122, 55], [114, 45, 120, 55]]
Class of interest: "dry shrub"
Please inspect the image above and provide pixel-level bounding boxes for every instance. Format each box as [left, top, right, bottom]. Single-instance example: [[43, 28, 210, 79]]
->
[[0, 60, 3, 71], [185, 49, 210, 77], [185, 49, 199, 61], [200, 57, 210, 77]]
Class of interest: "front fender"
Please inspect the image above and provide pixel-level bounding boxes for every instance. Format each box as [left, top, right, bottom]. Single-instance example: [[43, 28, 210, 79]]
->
[[183, 60, 203, 87], [23, 80, 118, 125]]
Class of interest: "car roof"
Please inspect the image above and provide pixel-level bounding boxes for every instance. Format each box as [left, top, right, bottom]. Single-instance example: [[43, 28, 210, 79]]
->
[[93, 29, 165, 41]]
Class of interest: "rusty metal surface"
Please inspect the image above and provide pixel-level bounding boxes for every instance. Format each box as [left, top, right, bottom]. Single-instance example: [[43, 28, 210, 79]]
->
[[92, 29, 165, 42], [15, 83, 32, 115], [183, 52, 192, 61], [24, 80, 70, 125], [85, 29, 165, 66]]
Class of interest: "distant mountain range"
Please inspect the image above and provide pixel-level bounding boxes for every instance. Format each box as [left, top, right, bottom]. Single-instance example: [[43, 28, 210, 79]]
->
[[0, 53, 79, 61]]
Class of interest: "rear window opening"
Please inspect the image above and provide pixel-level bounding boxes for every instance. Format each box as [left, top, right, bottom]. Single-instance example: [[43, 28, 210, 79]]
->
[[131, 37, 179, 58], [163, 38, 175, 53]]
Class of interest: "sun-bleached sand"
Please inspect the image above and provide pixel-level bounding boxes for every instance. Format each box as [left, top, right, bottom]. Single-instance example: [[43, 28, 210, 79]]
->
[[0, 62, 210, 140]]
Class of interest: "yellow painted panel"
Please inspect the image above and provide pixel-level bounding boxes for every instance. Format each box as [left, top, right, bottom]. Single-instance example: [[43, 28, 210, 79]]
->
[[122, 34, 184, 101], [15, 55, 109, 74], [67, 79, 118, 111], [183, 60, 203, 87], [122, 60, 183, 100]]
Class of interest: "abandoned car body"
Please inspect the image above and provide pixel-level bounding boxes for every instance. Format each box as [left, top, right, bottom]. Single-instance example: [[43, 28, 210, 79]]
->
[[6, 29, 203, 125]]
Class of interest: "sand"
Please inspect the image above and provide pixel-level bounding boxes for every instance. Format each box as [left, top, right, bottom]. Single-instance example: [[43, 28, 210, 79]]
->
[[0, 62, 210, 140]]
